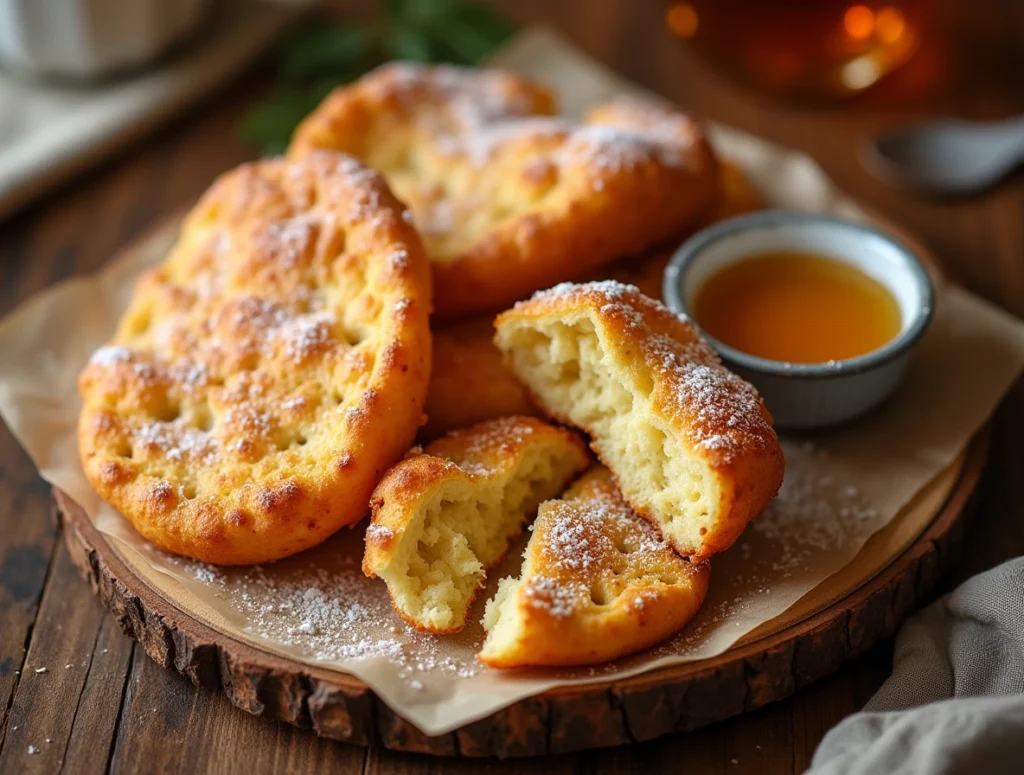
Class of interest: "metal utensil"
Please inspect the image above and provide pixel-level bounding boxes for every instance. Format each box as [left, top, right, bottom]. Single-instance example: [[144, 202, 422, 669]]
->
[[864, 114, 1024, 196]]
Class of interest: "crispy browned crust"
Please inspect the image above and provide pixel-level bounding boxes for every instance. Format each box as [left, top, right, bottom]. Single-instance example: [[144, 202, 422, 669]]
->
[[479, 467, 710, 668], [421, 317, 539, 441], [77, 151, 433, 565], [494, 282, 785, 560], [363, 416, 591, 633], [289, 63, 719, 318]]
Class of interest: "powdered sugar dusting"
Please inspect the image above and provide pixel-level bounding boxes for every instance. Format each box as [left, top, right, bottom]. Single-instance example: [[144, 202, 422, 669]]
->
[[273, 312, 337, 362], [162, 530, 479, 687], [519, 280, 774, 460], [366, 523, 394, 541], [744, 440, 879, 576], [89, 345, 133, 366], [522, 279, 639, 307], [542, 489, 666, 574], [135, 420, 216, 464], [523, 575, 584, 618], [376, 62, 541, 133], [559, 124, 685, 172], [433, 416, 538, 477], [147, 428, 890, 695]]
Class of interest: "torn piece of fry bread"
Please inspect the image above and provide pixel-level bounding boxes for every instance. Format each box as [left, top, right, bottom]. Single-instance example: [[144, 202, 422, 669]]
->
[[364, 416, 589, 633], [480, 466, 710, 668], [494, 281, 784, 560]]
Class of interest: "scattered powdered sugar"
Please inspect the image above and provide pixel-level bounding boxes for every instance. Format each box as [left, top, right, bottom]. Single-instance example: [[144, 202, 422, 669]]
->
[[280, 395, 308, 412], [545, 510, 593, 571], [667, 360, 769, 456], [151, 429, 886, 693], [134, 420, 216, 464], [744, 440, 880, 577], [592, 96, 701, 158], [379, 62, 540, 135], [273, 312, 337, 362], [542, 489, 666, 575], [450, 116, 571, 165], [523, 575, 583, 618], [520, 280, 773, 459], [89, 345, 133, 366], [388, 248, 409, 271], [440, 416, 537, 476], [163, 533, 480, 689], [558, 124, 685, 172], [365, 523, 394, 541], [523, 279, 639, 307], [260, 218, 314, 269], [223, 406, 274, 453], [231, 297, 291, 331]]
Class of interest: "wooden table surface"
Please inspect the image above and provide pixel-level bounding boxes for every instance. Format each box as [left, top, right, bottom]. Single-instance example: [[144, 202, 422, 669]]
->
[[1, 2, 1023, 773]]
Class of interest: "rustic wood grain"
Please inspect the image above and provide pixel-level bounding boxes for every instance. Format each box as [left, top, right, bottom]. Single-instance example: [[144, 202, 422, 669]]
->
[[0, 426, 61, 750], [1, 0, 1023, 772], [0, 535, 131, 775], [49, 427, 986, 758]]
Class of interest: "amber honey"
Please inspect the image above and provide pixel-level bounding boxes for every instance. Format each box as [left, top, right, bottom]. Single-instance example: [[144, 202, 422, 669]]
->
[[692, 251, 902, 364]]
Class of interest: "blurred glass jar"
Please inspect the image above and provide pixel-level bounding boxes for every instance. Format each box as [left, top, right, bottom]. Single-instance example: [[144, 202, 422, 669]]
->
[[0, 0, 209, 79], [665, 0, 931, 101]]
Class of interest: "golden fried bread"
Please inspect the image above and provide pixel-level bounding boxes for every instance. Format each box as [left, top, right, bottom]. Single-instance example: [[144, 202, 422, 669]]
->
[[479, 466, 710, 668], [289, 64, 719, 318], [78, 151, 432, 565], [364, 417, 589, 633], [422, 318, 538, 441], [709, 159, 764, 222], [581, 159, 764, 299], [494, 281, 784, 560], [427, 155, 767, 436]]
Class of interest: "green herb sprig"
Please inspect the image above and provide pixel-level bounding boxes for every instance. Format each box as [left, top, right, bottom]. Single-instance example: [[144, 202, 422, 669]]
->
[[240, 0, 515, 155]]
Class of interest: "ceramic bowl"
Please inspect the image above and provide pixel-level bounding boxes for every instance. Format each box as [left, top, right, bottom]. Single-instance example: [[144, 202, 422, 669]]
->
[[663, 211, 935, 430]]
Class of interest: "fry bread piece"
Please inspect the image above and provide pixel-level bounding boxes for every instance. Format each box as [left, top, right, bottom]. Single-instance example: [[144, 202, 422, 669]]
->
[[494, 281, 784, 560], [364, 417, 589, 632], [290, 64, 718, 317], [78, 152, 432, 565], [422, 318, 539, 440], [479, 466, 710, 668]]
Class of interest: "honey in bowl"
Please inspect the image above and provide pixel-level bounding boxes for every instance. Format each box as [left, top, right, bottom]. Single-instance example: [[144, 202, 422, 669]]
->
[[692, 251, 902, 364]]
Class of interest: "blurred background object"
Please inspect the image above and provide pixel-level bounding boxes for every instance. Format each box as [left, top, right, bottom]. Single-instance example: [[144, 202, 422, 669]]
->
[[0, 0, 210, 79], [664, 0, 932, 102], [240, 0, 515, 154], [0, 0, 1020, 222], [865, 113, 1024, 195], [0, 0, 295, 220]]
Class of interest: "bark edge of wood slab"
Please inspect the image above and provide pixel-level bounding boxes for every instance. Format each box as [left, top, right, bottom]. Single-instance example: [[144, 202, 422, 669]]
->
[[54, 430, 988, 758]]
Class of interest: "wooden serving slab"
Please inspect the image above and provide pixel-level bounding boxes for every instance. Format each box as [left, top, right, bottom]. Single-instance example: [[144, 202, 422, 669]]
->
[[54, 428, 988, 758]]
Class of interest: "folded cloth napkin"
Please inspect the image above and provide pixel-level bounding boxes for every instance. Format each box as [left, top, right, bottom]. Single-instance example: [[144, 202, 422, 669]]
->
[[809, 557, 1024, 775]]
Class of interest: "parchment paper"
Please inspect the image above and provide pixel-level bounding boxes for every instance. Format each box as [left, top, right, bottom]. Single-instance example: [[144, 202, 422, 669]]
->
[[2, 28, 1024, 737]]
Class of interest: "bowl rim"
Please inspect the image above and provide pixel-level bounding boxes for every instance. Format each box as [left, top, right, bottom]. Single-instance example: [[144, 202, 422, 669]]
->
[[662, 210, 935, 379]]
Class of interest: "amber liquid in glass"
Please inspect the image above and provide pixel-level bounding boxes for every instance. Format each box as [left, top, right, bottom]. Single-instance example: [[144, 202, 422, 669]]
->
[[692, 252, 902, 364], [665, 0, 930, 100]]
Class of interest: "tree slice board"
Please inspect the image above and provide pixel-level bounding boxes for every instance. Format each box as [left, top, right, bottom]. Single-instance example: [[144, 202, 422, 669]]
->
[[54, 428, 987, 758]]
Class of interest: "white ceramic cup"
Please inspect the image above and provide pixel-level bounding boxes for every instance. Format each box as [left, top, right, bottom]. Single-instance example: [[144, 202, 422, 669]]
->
[[663, 211, 935, 430], [0, 0, 210, 79]]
